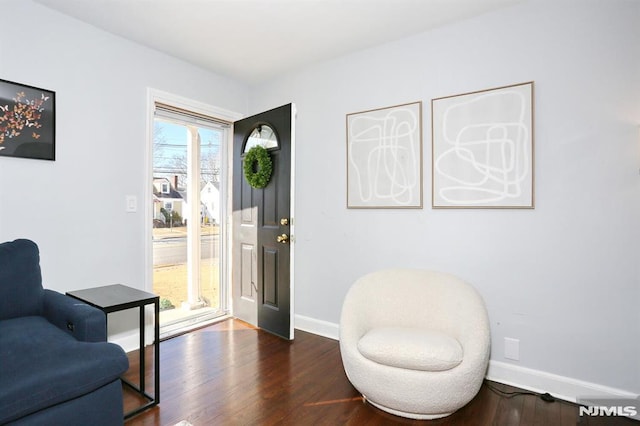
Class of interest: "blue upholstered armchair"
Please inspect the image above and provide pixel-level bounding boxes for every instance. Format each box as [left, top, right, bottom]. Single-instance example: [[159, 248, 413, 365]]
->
[[0, 239, 129, 425]]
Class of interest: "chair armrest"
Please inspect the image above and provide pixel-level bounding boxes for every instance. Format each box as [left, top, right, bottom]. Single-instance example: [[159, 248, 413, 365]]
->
[[42, 289, 107, 342]]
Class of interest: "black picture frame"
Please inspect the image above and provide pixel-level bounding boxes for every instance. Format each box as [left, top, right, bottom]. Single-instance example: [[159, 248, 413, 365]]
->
[[0, 78, 55, 161]]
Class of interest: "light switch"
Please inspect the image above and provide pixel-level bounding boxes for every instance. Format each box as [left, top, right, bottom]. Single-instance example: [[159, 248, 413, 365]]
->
[[126, 195, 137, 213]]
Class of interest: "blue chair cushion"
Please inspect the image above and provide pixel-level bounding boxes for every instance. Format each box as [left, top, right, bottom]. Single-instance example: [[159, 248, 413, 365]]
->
[[0, 316, 129, 423], [0, 239, 44, 320]]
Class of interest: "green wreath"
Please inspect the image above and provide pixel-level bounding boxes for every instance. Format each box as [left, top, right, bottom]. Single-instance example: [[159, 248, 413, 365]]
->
[[243, 145, 273, 189]]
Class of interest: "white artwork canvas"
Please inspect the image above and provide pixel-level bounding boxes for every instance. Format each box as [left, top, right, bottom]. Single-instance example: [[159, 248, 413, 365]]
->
[[347, 102, 422, 208], [431, 82, 534, 208]]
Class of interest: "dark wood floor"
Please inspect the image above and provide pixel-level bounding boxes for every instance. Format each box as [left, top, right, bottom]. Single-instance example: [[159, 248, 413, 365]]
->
[[123, 319, 637, 426]]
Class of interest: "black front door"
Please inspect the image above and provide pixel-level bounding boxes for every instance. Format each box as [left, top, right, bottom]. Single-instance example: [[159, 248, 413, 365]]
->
[[232, 104, 293, 339]]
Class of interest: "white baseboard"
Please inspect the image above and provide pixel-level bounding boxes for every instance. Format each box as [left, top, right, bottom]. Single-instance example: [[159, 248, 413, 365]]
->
[[486, 360, 639, 402], [294, 315, 639, 406], [295, 314, 339, 340]]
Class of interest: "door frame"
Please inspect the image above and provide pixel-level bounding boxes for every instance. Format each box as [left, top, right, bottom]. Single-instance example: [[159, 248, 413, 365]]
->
[[145, 88, 242, 315], [145, 91, 296, 337]]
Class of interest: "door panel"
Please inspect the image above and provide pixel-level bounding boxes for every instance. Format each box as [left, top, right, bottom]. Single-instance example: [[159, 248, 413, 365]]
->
[[232, 104, 293, 339], [240, 244, 255, 299], [262, 247, 278, 307]]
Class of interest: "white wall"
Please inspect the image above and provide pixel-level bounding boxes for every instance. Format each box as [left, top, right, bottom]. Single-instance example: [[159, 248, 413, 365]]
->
[[0, 2, 247, 335], [251, 0, 640, 398]]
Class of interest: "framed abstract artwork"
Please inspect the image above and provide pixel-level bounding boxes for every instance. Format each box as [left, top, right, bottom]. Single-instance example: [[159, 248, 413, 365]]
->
[[431, 82, 534, 208], [0, 78, 55, 161], [347, 101, 422, 208]]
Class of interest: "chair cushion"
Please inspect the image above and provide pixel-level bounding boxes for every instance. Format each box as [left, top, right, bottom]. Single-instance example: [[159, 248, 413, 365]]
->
[[0, 316, 129, 423], [0, 239, 44, 320], [357, 327, 463, 371]]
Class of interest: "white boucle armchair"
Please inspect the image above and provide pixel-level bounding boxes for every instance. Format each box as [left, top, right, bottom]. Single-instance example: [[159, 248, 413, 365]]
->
[[339, 269, 490, 420]]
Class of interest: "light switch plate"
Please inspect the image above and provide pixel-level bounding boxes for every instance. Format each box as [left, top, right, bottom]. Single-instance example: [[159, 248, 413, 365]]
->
[[126, 195, 137, 213]]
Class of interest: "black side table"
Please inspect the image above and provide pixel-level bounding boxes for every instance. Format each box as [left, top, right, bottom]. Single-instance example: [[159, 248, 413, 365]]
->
[[67, 284, 160, 419]]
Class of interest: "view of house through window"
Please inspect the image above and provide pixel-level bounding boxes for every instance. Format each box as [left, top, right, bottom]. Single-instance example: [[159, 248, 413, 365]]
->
[[152, 105, 227, 336]]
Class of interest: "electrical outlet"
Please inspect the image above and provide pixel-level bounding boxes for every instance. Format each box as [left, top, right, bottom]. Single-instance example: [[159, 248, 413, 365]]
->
[[504, 337, 520, 361]]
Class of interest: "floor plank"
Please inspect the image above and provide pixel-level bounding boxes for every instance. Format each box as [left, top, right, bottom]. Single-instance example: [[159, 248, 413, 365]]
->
[[123, 319, 637, 425]]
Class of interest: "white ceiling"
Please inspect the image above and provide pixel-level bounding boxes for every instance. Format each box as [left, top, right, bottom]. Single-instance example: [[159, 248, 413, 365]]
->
[[35, 0, 520, 85]]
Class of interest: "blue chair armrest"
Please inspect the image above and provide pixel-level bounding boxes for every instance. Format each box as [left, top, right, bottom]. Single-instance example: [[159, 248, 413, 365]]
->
[[42, 289, 107, 342]]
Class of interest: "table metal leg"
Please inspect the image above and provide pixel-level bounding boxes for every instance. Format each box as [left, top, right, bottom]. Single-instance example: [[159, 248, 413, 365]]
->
[[123, 301, 159, 419], [154, 299, 160, 404], [139, 304, 145, 393]]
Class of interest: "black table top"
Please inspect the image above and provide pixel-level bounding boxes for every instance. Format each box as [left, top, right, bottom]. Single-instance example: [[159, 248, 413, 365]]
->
[[67, 284, 158, 311]]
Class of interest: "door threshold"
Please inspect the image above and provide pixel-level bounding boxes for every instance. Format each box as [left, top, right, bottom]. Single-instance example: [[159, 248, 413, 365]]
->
[[160, 308, 230, 339]]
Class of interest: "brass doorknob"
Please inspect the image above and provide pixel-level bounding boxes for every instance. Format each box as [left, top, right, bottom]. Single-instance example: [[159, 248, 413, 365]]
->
[[280, 218, 289, 226], [276, 234, 289, 244]]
